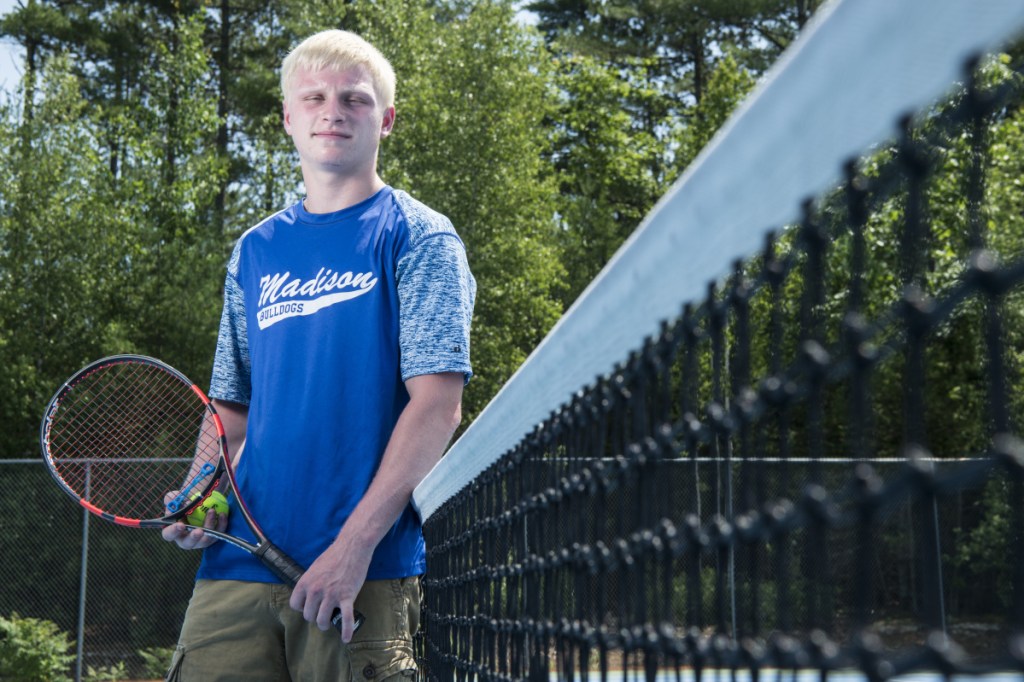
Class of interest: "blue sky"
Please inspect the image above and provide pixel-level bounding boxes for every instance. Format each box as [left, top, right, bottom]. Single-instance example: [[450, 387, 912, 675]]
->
[[0, 0, 21, 94]]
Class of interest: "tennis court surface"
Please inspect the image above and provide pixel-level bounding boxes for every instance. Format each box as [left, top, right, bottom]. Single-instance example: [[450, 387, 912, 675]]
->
[[551, 674, 1024, 682]]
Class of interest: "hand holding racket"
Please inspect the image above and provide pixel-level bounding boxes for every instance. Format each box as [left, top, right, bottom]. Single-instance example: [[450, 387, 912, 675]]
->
[[39, 354, 364, 636], [161, 461, 234, 551]]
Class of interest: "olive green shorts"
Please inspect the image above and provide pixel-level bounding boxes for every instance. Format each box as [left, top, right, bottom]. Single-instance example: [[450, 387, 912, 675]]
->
[[165, 577, 421, 682]]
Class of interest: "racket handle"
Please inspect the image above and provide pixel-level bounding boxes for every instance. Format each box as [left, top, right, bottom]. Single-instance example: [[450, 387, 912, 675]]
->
[[255, 542, 305, 585], [255, 542, 366, 634], [333, 608, 366, 634]]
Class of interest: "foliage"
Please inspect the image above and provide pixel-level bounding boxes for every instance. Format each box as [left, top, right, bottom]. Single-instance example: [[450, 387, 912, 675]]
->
[[676, 52, 756, 166], [0, 12, 224, 457], [138, 646, 176, 679], [0, 467, 81, 634], [548, 49, 758, 304], [523, 0, 823, 312], [84, 661, 126, 682], [0, 0, 772, 445], [0, 613, 73, 682], [952, 475, 1012, 611], [0, 55, 125, 456], [528, 0, 817, 104], [549, 52, 675, 302]]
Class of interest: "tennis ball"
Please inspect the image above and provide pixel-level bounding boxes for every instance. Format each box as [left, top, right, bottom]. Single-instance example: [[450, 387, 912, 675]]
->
[[186, 491, 229, 526]]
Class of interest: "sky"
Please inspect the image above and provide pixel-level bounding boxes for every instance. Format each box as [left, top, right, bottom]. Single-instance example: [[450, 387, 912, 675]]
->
[[0, 0, 21, 95]]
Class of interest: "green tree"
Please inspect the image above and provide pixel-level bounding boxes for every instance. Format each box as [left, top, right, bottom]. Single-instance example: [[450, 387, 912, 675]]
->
[[526, 0, 823, 302], [677, 52, 756, 166], [0, 56, 118, 456], [0, 12, 224, 457], [528, 0, 820, 104], [549, 50, 756, 304], [0, 0, 566, 443], [549, 53, 673, 302]]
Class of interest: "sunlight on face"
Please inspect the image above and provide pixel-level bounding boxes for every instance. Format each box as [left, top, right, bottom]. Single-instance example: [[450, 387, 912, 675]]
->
[[283, 65, 395, 179]]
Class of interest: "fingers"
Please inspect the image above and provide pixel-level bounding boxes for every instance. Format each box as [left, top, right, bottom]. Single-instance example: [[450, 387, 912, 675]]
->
[[289, 584, 356, 643], [289, 542, 371, 641], [288, 582, 306, 615], [292, 584, 326, 629], [160, 521, 190, 544], [160, 489, 226, 550], [204, 507, 229, 533], [159, 513, 225, 550], [160, 522, 212, 549], [315, 599, 338, 635], [334, 604, 356, 643]]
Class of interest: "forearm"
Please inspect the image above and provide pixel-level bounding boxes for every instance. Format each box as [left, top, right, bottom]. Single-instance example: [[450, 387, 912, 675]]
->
[[335, 373, 463, 553], [213, 399, 248, 465], [289, 372, 464, 638]]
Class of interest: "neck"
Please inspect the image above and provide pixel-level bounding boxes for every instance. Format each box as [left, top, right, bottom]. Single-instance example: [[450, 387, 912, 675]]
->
[[301, 170, 386, 214]]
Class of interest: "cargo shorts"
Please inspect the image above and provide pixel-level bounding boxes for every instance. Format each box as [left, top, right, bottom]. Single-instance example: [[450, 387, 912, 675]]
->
[[165, 577, 421, 682]]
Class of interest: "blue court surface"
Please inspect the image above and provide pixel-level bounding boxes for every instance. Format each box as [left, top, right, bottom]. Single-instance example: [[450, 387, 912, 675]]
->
[[550, 672, 1022, 682]]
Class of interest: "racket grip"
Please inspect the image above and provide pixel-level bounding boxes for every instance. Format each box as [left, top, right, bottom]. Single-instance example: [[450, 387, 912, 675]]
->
[[255, 542, 365, 634], [255, 542, 305, 585], [333, 608, 366, 634]]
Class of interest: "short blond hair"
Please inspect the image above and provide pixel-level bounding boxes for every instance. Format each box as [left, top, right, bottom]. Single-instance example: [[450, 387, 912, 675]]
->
[[280, 30, 396, 108]]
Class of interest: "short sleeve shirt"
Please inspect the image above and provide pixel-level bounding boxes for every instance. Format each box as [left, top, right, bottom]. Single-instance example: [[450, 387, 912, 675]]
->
[[198, 187, 475, 583]]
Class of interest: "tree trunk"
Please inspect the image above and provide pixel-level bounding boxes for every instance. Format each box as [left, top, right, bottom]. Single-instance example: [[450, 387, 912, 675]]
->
[[214, 0, 230, 232]]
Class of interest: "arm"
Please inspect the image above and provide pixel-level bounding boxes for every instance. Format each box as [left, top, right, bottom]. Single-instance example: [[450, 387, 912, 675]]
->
[[289, 372, 464, 641], [161, 399, 249, 549], [215, 398, 249, 462]]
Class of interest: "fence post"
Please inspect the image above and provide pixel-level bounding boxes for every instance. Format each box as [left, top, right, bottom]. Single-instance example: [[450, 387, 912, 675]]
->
[[75, 462, 91, 682]]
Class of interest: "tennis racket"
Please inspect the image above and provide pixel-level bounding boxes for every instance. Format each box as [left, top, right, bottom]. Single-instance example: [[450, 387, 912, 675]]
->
[[39, 354, 364, 633]]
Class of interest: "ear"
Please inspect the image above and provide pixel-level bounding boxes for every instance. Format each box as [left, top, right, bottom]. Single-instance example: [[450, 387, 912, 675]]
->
[[380, 106, 396, 139], [282, 100, 293, 135]]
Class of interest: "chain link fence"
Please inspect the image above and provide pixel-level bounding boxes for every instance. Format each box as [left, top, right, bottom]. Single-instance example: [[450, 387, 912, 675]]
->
[[1, 458, 200, 681]]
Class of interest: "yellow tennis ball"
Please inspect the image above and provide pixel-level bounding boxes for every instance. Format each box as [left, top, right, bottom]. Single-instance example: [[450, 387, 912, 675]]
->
[[186, 491, 229, 526]]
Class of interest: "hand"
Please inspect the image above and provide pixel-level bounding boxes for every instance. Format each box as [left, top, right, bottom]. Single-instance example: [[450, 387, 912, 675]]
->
[[289, 534, 373, 643], [160, 491, 227, 550]]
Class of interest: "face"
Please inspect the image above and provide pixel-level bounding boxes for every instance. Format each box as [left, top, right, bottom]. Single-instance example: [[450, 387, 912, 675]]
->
[[282, 64, 395, 180]]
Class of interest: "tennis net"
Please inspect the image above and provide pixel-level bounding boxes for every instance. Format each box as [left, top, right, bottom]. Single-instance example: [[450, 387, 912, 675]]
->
[[412, 0, 1024, 679]]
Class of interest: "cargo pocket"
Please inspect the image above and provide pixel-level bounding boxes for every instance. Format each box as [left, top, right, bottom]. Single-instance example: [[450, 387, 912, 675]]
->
[[164, 645, 185, 682], [347, 639, 417, 681]]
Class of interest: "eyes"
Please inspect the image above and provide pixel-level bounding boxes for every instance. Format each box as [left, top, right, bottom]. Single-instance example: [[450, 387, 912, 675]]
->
[[301, 93, 371, 108]]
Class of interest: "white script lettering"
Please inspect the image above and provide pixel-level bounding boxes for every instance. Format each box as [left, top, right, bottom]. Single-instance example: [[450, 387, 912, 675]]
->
[[256, 267, 378, 330]]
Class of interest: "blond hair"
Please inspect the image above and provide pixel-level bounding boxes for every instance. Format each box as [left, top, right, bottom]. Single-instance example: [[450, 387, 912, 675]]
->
[[280, 30, 396, 108]]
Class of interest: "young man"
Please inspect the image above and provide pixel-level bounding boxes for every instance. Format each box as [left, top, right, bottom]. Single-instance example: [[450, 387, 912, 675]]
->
[[162, 29, 476, 681]]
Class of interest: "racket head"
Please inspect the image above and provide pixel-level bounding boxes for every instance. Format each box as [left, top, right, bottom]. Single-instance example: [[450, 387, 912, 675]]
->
[[40, 355, 226, 526]]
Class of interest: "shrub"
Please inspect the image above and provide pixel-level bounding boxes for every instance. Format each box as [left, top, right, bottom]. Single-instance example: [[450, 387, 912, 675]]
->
[[0, 612, 73, 682], [84, 661, 126, 681], [138, 646, 176, 678]]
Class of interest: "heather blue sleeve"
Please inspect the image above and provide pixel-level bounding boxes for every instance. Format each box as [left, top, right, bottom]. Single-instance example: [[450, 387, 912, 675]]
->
[[396, 199, 476, 384], [209, 241, 252, 404]]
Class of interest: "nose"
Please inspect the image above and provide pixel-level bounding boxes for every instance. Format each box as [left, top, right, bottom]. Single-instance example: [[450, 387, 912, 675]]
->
[[323, 97, 346, 122]]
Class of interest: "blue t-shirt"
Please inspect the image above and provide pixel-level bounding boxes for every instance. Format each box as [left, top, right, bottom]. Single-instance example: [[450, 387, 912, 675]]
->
[[198, 186, 475, 583]]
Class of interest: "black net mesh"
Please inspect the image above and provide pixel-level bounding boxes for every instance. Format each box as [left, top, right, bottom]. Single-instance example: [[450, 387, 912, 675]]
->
[[416, 57, 1024, 681]]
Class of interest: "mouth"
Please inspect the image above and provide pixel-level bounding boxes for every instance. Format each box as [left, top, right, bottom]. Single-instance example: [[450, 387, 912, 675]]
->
[[313, 131, 351, 139]]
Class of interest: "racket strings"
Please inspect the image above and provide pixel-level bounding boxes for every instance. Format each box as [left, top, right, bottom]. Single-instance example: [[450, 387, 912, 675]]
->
[[45, 360, 222, 521]]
